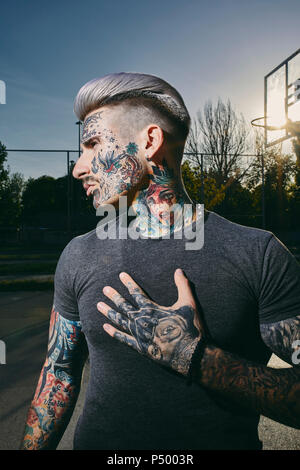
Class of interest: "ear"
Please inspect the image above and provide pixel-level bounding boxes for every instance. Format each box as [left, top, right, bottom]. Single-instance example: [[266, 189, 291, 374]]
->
[[143, 124, 164, 163]]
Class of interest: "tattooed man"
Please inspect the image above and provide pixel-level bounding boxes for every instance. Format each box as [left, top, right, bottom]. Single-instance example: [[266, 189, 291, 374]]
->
[[21, 73, 300, 450]]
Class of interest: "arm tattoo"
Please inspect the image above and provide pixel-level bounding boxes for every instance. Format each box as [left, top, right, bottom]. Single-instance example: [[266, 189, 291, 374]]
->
[[260, 315, 300, 365], [21, 307, 87, 450], [197, 344, 300, 429]]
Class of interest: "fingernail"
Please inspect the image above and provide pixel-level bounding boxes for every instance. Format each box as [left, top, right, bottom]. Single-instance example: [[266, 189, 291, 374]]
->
[[176, 268, 184, 275]]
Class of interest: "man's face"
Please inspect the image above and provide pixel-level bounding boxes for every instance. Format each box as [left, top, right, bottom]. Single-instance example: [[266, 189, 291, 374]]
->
[[73, 107, 146, 209]]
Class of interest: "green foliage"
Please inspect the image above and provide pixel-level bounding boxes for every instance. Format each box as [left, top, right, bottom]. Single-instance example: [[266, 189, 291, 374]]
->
[[182, 161, 226, 210], [0, 142, 25, 226], [22, 175, 64, 215], [0, 142, 9, 182], [248, 134, 300, 229]]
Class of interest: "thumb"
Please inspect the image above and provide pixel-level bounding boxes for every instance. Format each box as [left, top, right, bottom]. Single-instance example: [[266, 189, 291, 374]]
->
[[172, 269, 196, 309]]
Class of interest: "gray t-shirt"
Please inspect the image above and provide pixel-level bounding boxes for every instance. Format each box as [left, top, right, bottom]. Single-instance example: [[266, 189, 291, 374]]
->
[[54, 210, 300, 450]]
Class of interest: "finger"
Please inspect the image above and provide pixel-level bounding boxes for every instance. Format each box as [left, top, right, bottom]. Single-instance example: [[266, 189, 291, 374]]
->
[[119, 272, 152, 307], [103, 323, 140, 352], [97, 302, 130, 332], [172, 269, 196, 309], [102, 286, 135, 315]]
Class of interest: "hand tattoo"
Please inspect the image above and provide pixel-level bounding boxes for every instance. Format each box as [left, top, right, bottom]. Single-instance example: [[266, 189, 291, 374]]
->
[[97, 272, 202, 375]]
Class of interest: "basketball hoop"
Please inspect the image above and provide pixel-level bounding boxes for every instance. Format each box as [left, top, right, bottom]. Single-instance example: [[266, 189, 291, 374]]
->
[[251, 117, 287, 131], [253, 49, 300, 147], [251, 117, 300, 137]]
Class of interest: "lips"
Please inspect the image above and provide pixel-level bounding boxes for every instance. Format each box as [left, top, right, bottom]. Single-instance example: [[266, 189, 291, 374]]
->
[[86, 186, 95, 196], [92, 189, 101, 209], [83, 184, 96, 196]]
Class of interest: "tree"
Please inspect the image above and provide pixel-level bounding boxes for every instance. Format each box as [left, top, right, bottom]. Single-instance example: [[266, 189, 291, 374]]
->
[[0, 172, 25, 226], [22, 175, 59, 217], [247, 131, 298, 230], [287, 137, 300, 229], [0, 141, 25, 227], [292, 137, 300, 188], [21, 171, 96, 231], [181, 161, 226, 210], [185, 99, 251, 187], [0, 141, 9, 183], [183, 100, 255, 221]]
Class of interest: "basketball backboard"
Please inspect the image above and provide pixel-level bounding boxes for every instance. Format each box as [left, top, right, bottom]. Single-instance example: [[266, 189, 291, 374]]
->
[[264, 49, 300, 147]]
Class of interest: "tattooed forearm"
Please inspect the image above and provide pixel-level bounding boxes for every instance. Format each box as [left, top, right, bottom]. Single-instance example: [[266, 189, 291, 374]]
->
[[260, 315, 300, 365], [197, 344, 300, 429], [20, 308, 87, 450], [98, 271, 300, 429]]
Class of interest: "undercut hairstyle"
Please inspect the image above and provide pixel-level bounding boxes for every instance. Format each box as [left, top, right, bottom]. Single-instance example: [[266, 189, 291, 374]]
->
[[74, 72, 191, 145]]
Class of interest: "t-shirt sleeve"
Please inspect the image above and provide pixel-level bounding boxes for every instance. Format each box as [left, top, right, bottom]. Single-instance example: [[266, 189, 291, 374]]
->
[[259, 234, 300, 324], [53, 241, 80, 321]]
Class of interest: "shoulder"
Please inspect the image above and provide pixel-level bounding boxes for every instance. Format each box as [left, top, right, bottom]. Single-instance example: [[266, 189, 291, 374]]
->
[[205, 210, 273, 250], [64, 228, 98, 256], [55, 228, 98, 275], [69, 227, 98, 247]]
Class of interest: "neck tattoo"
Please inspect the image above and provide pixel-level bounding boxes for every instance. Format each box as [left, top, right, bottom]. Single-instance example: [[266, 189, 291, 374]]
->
[[132, 158, 193, 238]]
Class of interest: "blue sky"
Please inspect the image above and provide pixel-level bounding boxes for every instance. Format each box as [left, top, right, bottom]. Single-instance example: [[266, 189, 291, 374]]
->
[[0, 0, 299, 179]]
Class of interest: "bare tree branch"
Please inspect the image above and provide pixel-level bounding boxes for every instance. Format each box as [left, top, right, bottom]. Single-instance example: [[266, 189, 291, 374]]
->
[[185, 99, 252, 187]]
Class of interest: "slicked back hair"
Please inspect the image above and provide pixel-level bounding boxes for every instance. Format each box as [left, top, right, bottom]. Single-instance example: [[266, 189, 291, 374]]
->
[[74, 73, 191, 144]]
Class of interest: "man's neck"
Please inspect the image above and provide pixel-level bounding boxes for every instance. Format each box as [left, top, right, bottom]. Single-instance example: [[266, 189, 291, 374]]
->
[[130, 158, 194, 238]]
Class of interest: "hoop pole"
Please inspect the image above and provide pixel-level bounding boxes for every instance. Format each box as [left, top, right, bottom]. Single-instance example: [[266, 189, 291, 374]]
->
[[200, 154, 204, 203], [264, 76, 267, 149], [261, 153, 266, 229], [285, 62, 289, 141]]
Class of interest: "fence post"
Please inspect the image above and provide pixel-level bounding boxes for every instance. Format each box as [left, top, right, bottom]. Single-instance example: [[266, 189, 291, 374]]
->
[[200, 154, 204, 203]]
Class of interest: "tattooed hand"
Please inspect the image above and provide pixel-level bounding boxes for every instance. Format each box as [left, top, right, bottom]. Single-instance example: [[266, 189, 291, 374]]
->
[[97, 269, 204, 375]]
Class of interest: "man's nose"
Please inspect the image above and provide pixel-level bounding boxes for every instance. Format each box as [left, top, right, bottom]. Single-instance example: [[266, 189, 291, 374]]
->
[[72, 150, 91, 179]]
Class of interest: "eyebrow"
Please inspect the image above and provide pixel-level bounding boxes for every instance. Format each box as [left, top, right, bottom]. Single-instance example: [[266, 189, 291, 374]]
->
[[81, 136, 101, 147]]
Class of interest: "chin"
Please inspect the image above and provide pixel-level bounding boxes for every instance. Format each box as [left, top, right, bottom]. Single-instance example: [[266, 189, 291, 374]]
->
[[94, 191, 129, 210]]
